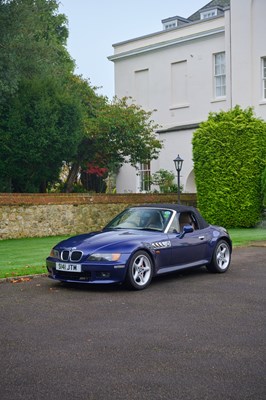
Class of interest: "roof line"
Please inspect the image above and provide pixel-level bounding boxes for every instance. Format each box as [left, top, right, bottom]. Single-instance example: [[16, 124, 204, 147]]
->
[[108, 27, 224, 62], [111, 14, 224, 48]]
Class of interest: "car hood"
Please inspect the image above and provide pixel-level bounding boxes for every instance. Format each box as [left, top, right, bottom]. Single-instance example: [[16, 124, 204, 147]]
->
[[55, 229, 163, 254]]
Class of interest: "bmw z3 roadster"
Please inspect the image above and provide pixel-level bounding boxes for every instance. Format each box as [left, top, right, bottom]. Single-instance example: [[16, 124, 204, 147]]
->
[[46, 204, 232, 290]]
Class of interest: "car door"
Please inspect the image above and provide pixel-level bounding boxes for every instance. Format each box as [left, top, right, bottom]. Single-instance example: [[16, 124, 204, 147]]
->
[[167, 211, 210, 268], [168, 229, 210, 267]]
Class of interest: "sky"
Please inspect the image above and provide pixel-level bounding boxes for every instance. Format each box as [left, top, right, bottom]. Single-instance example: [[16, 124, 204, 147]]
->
[[58, 0, 208, 99]]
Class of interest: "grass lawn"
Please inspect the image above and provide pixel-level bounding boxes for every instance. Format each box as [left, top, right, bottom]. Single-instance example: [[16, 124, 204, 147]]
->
[[228, 228, 266, 247], [0, 235, 69, 279], [0, 228, 265, 279]]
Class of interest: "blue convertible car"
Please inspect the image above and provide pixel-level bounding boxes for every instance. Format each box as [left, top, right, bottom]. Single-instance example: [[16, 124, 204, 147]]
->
[[46, 204, 232, 290]]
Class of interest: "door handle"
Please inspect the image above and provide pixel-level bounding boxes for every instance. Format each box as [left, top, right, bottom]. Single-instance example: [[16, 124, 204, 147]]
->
[[198, 236, 205, 240]]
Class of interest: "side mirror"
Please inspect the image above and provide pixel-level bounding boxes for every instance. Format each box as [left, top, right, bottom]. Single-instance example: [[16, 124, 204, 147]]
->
[[179, 225, 194, 238], [183, 225, 194, 234]]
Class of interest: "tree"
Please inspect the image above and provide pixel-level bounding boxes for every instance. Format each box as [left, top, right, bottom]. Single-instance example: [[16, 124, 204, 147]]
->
[[61, 75, 108, 192], [0, 77, 84, 192], [192, 106, 266, 227], [0, 0, 73, 102], [0, 0, 78, 192], [0, 1, 162, 193], [64, 97, 162, 192]]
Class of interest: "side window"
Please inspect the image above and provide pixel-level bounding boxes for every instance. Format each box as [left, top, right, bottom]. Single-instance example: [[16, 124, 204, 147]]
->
[[179, 212, 199, 231]]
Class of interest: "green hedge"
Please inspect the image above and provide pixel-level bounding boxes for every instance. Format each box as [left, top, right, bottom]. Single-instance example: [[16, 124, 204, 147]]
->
[[192, 106, 266, 227], [262, 166, 266, 206]]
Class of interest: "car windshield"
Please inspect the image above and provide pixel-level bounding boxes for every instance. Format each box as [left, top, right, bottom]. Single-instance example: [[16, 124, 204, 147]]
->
[[104, 208, 173, 232]]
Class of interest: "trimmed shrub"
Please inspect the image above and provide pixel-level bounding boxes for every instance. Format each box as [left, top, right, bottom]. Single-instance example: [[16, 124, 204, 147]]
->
[[192, 106, 266, 227], [262, 167, 266, 206], [150, 169, 178, 193]]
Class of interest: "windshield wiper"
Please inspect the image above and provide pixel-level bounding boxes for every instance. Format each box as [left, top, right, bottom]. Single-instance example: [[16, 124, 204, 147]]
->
[[137, 227, 162, 232]]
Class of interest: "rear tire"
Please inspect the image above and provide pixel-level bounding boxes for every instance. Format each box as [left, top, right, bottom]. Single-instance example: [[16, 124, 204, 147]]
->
[[206, 240, 231, 273], [126, 251, 153, 290]]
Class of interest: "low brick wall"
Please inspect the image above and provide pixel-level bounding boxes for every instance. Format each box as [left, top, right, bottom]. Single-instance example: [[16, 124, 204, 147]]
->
[[0, 193, 196, 239]]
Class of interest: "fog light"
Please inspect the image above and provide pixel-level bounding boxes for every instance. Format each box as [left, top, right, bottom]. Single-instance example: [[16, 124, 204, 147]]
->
[[96, 272, 111, 279]]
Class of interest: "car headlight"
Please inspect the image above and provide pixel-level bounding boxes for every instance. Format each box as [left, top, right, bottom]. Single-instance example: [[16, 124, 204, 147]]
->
[[50, 249, 60, 259], [88, 253, 121, 262]]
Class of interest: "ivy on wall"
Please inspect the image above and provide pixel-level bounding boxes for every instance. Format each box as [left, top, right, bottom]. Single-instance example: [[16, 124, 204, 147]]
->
[[192, 106, 266, 228]]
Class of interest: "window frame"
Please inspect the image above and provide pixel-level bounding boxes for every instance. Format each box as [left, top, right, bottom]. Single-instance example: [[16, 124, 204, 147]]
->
[[137, 162, 151, 193], [200, 9, 218, 20], [214, 52, 226, 99], [164, 21, 177, 30]]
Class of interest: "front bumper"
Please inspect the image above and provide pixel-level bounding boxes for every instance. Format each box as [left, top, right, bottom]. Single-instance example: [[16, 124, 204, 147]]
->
[[46, 258, 128, 284]]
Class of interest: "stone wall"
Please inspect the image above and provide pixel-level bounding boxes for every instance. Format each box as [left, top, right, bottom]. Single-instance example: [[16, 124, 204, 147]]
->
[[0, 193, 197, 239]]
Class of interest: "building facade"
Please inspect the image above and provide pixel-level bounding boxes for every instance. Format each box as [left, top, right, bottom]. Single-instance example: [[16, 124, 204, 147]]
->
[[109, 0, 266, 193]]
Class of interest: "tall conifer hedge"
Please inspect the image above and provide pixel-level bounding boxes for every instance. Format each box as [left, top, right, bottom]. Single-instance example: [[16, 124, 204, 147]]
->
[[192, 106, 266, 227]]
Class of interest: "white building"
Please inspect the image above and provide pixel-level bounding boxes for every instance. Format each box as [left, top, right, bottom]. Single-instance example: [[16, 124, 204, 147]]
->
[[108, 0, 266, 193]]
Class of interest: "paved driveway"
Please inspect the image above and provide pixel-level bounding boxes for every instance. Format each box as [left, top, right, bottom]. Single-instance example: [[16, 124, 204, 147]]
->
[[0, 246, 265, 400]]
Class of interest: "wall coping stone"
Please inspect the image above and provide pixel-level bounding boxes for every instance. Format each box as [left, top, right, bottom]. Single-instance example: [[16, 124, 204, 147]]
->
[[0, 193, 197, 206]]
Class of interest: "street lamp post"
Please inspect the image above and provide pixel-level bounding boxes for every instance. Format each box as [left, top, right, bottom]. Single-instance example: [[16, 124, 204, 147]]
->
[[173, 155, 184, 204]]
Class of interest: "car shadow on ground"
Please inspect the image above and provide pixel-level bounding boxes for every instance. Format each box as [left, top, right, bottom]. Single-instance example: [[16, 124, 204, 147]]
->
[[48, 265, 209, 293]]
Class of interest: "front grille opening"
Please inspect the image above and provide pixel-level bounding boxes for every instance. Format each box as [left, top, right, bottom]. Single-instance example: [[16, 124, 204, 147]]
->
[[70, 251, 83, 262], [60, 250, 83, 262], [61, 250, 69, 261]]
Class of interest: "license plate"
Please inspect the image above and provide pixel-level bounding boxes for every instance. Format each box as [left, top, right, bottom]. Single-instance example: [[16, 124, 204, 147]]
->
[[56, 262, 81, 272]]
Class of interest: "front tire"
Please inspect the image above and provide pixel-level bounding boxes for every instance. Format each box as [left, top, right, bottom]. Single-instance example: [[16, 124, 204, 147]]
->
[[126, 251, 153, 290], [206, 240, 231, 273]]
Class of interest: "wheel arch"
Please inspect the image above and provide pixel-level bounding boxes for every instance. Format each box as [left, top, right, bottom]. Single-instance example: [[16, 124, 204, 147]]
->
[[126, 246, 156, 276], [219, 236, 233, 252]]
